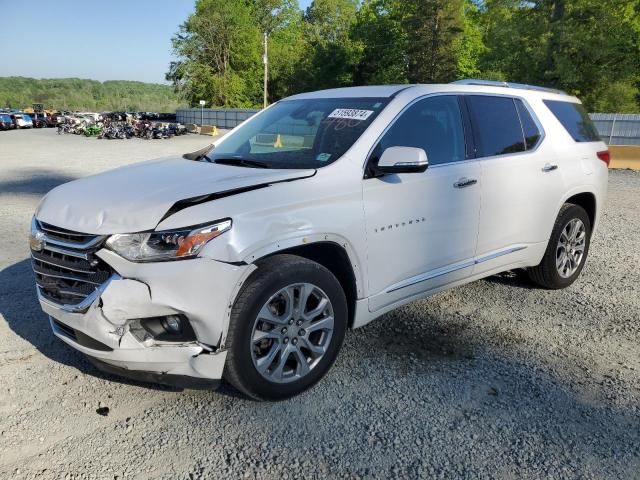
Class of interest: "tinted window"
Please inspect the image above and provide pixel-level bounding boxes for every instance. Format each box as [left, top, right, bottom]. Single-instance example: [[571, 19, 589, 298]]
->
[[467, 96, 525, 157], [543, 100, 600, 142], [376, 96, 466, 166], [515, 99, 542, 150]]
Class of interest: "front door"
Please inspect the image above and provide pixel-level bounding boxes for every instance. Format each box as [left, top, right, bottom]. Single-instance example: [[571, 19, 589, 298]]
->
[[362, 95, 481, 312]]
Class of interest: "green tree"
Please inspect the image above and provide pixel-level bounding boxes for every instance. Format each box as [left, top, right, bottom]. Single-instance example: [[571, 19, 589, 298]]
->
[[298, 0, 363, 90], [353, 0, 408, 85], [478, 0, 640, 111], [167, 0, 262, 107], [0, 77, 183, 112], [251, 0, 308, 101], [401, 0, 466, 83], [168, 0, 308, 106], [353, 0, 485, 85], [164, 0, 639, 112], [454, 0, 486, 79]]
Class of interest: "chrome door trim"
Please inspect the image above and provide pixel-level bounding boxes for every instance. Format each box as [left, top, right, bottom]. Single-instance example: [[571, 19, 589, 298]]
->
[[386, 245, 528, 294], [363, 91, 546, 174], [474, 245, 527, 264], [386, 259, 475, 293]]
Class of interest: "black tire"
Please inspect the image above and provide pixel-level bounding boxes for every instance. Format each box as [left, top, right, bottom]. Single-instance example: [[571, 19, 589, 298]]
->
[[224, 254, 347, 401], [528, 203, 592, 289]]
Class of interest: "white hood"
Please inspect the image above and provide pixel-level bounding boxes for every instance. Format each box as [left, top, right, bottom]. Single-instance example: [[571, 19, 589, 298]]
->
[[36, 157, 315, 234]]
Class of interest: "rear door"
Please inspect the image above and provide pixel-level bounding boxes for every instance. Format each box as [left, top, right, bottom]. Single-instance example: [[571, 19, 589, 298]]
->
[[363, 95, 481, 312], [466, 95, 565, 274]]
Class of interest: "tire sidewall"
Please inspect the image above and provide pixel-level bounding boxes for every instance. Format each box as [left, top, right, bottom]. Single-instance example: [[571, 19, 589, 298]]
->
[[227, 260, 347, 401]]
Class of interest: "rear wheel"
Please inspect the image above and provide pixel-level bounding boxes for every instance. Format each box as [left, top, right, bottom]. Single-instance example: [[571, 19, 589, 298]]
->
[[528, 203, 592, 289], [224, 254, 347, 401]]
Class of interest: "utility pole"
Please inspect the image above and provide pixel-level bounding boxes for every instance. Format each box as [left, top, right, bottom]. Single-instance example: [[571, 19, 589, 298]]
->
[[263, 32, 268, 109]]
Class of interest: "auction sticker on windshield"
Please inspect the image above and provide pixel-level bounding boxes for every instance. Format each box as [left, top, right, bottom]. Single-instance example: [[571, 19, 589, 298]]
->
[[327, 109, 374, 121]]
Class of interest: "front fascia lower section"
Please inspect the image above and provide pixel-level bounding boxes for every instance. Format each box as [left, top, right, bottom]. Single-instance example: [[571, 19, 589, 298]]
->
[[39, 247, 255, 380], [95, 249, 255, 346]]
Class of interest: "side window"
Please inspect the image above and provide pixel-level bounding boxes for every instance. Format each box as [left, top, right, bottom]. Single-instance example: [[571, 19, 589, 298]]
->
[[466, 96, 525, 157], [543, 99, 600, 142], [376, 96, 466, 166], [515, 99, 542, 150]]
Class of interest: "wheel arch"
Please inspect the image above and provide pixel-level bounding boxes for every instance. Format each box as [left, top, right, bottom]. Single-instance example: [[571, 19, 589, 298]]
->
[[564, 191, 596, 230], [252, 240, 361, 329]]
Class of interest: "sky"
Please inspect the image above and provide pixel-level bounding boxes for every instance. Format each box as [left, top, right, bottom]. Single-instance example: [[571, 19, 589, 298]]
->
[[0, 0, 314, 84]]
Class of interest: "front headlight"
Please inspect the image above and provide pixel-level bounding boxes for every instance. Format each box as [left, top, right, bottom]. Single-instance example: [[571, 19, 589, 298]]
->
[[106, 219, 231, 262]]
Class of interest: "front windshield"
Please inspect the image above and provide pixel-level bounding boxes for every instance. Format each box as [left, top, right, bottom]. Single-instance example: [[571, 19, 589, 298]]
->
[[206, 97, 389, 169]]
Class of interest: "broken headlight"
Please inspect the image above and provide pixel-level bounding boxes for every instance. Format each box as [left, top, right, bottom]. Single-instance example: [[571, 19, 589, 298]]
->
[[106, 219, 231, 262]]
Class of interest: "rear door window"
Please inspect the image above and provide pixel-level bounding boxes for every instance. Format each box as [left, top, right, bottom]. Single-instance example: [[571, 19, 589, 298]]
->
[[543, 100, 600, 142], [466, 96, 525, 157]]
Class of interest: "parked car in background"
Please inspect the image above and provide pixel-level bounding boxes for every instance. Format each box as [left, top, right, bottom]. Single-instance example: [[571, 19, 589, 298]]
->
[[0, 114, 15, 130], [77, 112, 101, 123], [30, 113, 49, 128], [51, 112, 68, 124], [31, 80, 608, 400], [11, 113, 33, 128], [45, 114, 58, 128]]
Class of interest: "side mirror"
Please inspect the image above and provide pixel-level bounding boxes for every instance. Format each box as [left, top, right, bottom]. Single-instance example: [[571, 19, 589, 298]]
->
[[377, 146, 429, 174]]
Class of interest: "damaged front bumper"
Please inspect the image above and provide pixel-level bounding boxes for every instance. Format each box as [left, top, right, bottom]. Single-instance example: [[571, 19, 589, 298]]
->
[[36, 246, 254, 389]]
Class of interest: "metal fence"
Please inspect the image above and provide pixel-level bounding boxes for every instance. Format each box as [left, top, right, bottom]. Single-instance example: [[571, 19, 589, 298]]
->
[[176, 108, 260, 129], [590, 113, 640, 146]]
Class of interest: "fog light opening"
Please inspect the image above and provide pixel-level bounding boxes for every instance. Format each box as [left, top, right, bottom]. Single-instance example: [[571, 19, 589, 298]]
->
[[129, 315, 197, 343], [161, 315, 183, 334]]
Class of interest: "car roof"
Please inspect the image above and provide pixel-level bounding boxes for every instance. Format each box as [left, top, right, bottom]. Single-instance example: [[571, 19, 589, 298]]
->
[[283, 82, 580, 103], [284, 85, 414, 100]]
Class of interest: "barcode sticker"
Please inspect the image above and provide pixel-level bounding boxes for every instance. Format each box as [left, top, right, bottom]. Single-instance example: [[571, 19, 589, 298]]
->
[[327, 109, 374, 121]]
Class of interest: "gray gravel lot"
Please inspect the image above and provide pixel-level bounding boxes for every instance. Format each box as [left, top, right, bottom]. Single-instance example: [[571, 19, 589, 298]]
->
[[1, 128, 639, 479]]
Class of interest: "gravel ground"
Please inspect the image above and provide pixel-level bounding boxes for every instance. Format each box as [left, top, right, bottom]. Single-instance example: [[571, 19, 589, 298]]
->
[[1, 128, 639, 479]]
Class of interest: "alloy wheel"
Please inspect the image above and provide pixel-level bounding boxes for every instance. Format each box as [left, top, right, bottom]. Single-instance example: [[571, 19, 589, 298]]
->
[[250, 283, 334, 384], [556, 218, 586, 278]]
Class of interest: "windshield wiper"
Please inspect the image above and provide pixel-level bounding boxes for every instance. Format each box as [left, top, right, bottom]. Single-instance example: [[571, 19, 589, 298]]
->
[[212, 158, 271, 169]]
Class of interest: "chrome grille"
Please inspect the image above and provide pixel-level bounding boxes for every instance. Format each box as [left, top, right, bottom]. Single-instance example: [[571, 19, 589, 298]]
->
[[38, 221, 100, 245], [31, 221, 112, 310]]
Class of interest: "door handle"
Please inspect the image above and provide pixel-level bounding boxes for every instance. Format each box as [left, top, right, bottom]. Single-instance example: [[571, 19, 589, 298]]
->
[[542, 163, 558, 172], [453, 177, 478, 188]]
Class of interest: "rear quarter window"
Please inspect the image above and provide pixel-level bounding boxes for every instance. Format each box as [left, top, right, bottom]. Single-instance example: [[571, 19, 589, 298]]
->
[[543, 100, 600, 142], [514, 99, 542, 150]]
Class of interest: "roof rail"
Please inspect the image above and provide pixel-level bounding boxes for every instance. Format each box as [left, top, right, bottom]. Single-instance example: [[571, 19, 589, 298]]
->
[[451, 79, 567, 95]]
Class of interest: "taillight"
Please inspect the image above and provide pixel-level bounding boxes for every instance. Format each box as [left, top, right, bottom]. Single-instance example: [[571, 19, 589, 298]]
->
[[597, 150, 610, 167]]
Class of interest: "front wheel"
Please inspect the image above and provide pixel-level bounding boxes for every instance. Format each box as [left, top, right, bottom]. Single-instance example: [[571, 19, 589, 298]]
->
[[224, 254, 347, 401], [528, 203, 592, 289]]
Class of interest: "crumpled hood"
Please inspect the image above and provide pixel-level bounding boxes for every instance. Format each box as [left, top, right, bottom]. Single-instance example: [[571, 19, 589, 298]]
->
[[36, 157, 315, 234]]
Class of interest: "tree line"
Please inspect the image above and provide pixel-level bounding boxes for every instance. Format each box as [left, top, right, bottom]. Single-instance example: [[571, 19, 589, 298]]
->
[[168, 0, 640, 112], [0, 77, 184, 112]]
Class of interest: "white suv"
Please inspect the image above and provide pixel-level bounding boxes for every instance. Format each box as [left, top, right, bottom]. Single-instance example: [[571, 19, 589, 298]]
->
[[31, 80, 609, 400]]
